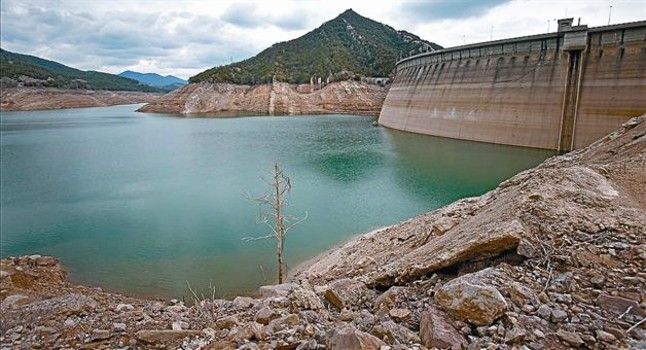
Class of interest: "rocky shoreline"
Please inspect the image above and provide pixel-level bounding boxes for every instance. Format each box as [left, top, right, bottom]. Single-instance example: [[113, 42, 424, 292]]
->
[[137, 81, 387, 116], [1, 116, 644, 349], [0, 88, 161, 111]]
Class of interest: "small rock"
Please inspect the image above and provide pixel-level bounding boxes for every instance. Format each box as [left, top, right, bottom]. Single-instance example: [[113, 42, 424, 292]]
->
[[372, 320, 420, 344], [507, 282, 538, 306], [536, 304, 552, 320], [207, 340, 237, 349], [1, 294, 30, 308], [590, 275, 605, 286], [389, 308, 411, 320], [595, 330, 617, 342], [517, 239, 536, 258], [64, 318, 76, 328], [550, 309, 568, 323], [113, 323, 127, 332], [172, 320, 189, 330], [504, 326, 526, 344], [34, 326, 56, 335], [290, 287, 324, 310], [373, 286, 408, 312], [232, 296, 256, 309], [533, 329, 545, 338], [556, 329, 584, 347], [35, 256, 57, 266], [91, 329, 110, 341]]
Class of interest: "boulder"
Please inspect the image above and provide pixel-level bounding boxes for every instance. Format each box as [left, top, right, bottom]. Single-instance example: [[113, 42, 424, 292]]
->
[[370, 220, 523, 286], [595, 293, 644, 317], [290, 287, 324, 310], [215, 315, 240, 330], [419, 308, 467, 350], [267, 314, 300, 333], [135, 330, 201, 344], [371, 320, 420, 344], [327, 324, 386, 350], [324, 278, 367, 309], [373, 286, 408, 312], [254, 307, 279, 325], [1, 294, 30, 308], [434, 272, 507, 326], [232, 296, 256, 309], [258, 283, 299, 298]]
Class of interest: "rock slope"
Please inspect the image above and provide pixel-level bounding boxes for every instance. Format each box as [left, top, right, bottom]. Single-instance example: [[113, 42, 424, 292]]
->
[[1, 116, 644, 349], [0, 88, 161, 111], [137, 81, 387, 116]]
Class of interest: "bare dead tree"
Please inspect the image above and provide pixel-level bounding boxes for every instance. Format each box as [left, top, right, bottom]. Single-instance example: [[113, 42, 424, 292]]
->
[[243, 162, 307, 283]]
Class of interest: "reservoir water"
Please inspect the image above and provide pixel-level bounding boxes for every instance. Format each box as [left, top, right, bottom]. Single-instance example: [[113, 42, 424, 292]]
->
[[0, 104, 554, 299]]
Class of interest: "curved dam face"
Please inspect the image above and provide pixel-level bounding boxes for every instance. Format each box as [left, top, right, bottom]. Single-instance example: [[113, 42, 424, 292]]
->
[[379, 20, 646, 150]]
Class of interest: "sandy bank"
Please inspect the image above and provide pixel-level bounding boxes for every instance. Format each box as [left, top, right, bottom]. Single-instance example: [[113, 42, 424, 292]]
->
[[0, 87, 161, 111]]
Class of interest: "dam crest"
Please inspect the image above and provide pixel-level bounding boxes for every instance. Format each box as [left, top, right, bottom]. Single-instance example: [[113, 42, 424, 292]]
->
[[378, 19, 646, 150]]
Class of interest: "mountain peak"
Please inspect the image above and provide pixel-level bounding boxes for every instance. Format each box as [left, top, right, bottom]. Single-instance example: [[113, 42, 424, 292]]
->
[[190, 11, 441, 84], [118, 70, 186, 91]]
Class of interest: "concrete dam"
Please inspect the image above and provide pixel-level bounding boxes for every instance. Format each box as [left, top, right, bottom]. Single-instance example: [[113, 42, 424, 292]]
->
[[378, 19, 646, 151]]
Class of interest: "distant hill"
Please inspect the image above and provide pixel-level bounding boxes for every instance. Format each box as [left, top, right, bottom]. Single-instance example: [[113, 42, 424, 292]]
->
[[119, 71, 186, 91], [0, 49, 159, 92], [190, 9, 441, 85]]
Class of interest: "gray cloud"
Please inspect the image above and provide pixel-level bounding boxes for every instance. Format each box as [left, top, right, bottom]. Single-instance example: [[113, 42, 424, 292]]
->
[[220, 2, 311, 30], [0, 0, 250, 78], [399, 0, 511, 20], [221, 2, 259, 28]]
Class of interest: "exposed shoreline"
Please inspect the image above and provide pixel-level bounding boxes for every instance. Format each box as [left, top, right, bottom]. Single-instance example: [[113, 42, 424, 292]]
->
[[287, 225, 394, 280], [0, 87, 162, 111], [137, 80, 387, 116]]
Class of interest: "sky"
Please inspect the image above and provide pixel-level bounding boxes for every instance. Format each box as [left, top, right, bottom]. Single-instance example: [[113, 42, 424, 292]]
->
[[1, 0, 644, 80]]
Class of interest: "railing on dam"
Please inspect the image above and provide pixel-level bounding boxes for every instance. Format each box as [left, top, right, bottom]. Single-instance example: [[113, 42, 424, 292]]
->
[[379, 20, 646, 150]]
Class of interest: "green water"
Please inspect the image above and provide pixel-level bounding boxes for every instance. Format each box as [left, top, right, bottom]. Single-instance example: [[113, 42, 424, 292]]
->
[[0, 104, 554, 299]]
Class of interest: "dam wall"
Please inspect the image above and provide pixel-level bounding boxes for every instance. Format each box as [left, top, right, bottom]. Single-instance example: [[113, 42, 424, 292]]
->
[[378, 20, 646, 150]]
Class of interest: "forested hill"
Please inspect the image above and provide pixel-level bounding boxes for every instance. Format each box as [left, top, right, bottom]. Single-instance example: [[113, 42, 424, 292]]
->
[[0, 49, 159, 92], [190, 9, 441, 85]]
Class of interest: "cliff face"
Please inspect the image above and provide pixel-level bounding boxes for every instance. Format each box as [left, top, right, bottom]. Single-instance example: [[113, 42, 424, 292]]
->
[[1, 117, 644, 349], [0, 87, 161, 111], [137, 81, 388, 116]]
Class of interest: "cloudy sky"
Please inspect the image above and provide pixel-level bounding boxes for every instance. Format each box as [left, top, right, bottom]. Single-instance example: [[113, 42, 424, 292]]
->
[[1, 0, 644, 79]]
